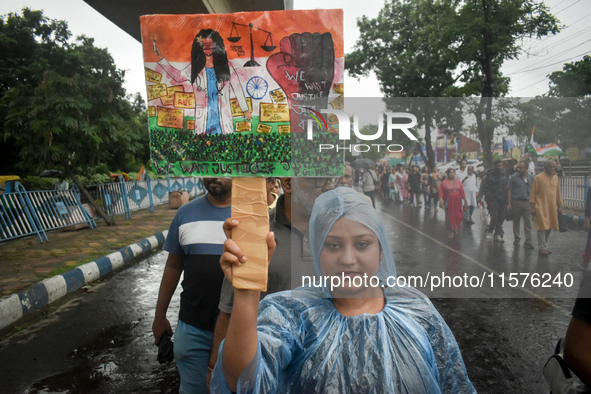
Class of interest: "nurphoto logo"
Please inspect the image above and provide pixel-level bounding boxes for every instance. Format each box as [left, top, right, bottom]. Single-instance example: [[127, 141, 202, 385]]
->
[[305, 109, 418, 153]]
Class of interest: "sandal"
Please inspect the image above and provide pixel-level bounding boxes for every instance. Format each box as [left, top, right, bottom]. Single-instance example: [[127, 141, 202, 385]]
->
[[539, 249, 550, 255]]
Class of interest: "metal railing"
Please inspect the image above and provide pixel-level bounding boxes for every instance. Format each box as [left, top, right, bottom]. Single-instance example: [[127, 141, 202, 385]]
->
[[1, 182, 96, 243], [85, 176, 204, 219], [559, 176, 589, 211], [1, 176, 204, 243]]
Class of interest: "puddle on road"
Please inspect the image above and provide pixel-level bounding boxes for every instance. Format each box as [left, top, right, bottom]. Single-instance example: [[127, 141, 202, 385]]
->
[[26, 324, 133, 393]]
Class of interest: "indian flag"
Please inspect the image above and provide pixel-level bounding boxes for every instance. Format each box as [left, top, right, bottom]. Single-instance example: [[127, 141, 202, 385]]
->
[[527, 127, 538, 156], [527, 126, 564, 157], [536, 144, 564, 157]]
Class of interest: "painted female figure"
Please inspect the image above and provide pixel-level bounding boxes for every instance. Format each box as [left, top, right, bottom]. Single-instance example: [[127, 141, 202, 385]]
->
[[155, 29, 252, 135]]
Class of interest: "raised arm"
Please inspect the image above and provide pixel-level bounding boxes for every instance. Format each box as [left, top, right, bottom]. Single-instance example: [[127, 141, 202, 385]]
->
[[219, 218, 275, 392]]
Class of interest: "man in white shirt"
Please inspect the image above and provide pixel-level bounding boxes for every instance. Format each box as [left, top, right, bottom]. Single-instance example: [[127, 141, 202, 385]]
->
[[455, 159, 469, 220]]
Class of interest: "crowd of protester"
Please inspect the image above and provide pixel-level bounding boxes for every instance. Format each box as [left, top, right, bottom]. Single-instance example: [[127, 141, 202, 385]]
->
[[366, 154, 570, 254]]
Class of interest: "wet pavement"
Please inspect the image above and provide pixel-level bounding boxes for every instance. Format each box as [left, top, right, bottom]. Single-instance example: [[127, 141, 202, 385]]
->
[[0, 252, 181, 393], [0, 195, 589, 393], [0, 203, 178, 297]]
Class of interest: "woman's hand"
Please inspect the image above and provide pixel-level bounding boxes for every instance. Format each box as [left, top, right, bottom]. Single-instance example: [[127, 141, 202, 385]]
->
[[219, 218, 274, 391], [220, 218, 276, 283]]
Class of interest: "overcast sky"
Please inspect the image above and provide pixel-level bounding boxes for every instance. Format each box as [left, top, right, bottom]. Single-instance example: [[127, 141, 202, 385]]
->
[[0, 0, 588, 100]]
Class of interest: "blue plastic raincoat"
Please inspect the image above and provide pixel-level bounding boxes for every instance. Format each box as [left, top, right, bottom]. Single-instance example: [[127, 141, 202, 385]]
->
[[211, 188, 476, 393]]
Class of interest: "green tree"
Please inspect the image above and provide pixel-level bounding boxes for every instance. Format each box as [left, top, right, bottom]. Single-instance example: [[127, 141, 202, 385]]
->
[[507, 57, 591, 152], [347, 0, 560, 168], [0, 9, 148, 224], [347, 0, 461, 169], [545, 56, 591, 150], [455, 0, 560, 167], [548, 55, 591, 97]]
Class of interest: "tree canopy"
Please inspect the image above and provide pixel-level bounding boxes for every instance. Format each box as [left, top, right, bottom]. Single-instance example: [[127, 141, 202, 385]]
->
[[548, 55, 591, 97], [347, 0, 560, 168], [0, 8, 148, 177]]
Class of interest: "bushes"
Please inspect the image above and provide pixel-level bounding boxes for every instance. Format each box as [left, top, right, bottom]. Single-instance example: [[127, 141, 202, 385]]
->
[[21, 176, 59, 191]]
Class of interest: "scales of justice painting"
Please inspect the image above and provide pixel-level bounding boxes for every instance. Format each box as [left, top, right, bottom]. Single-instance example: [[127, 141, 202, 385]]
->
[[140, 9, 344, 177]]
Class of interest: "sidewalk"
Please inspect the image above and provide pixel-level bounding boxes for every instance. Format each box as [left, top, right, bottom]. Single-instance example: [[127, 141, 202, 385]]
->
[[0, 203, 178, 329]]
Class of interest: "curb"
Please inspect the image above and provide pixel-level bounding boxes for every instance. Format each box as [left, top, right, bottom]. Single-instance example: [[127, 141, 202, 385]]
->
[[0, 230, 168, 331]]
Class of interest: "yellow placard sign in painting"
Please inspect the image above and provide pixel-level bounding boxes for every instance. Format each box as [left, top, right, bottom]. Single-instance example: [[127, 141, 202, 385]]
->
[[161, 85, 184, 106], [269, 88, 287, 103], [256, 123, 273, 134], [187, 119, 195, 130], [230, 98, 253, 117], [145, 68, 162, 84], [327, 113, 339, 125], [147, 84, 168, 101], [148, 106, 156, 117], [157, 107, 184, 129], [333, 83, 344, 94], [277, 125, 291, 134], [260, 103, 289, 122], [235, 122, 252, 132], [329, 96, 344, 110], [174, 92, 196, 109]]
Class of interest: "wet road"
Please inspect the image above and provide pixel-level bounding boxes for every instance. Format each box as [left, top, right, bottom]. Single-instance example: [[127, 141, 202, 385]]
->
[[0, 252, 181, 393], [0, 198, 588, 393]]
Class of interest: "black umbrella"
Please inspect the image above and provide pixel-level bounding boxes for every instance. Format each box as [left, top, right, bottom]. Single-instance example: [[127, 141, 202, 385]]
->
[[38, 169, 63, 178], [351, 158, 376, 169]]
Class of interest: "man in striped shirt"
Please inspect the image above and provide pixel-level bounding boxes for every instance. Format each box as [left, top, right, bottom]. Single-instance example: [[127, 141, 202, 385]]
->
[[152, 177, 232, 393]]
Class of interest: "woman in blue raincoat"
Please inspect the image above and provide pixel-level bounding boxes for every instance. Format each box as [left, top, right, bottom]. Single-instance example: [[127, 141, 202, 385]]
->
[[212, 187, 476, 393]]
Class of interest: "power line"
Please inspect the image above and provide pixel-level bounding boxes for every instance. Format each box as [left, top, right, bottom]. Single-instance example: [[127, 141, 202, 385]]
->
[[506, 41, 591, 75], [510, 49, 591, 94], [507, 50, 590, 75], [502, 7, 591, 71], [511, 76, 549, 94], [553, 0, 582, 15], [502, 12, 591, 71]]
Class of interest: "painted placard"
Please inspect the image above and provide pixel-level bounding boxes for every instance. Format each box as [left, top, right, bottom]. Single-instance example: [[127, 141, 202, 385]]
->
[[256, 123, 273, 134], [141, 10, 344, 177], [235, 121, 252, 132], [269, 88, 287, 102], [161, 85, 184, 106], [277, 125, 290, 134], [145, 68, 162, 84], [147, 83, 167, 101], [230, 97, 253, 117], [174, 92, 196, 109], [260, 103, 289, 122], [157, 107, 184, 129]]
